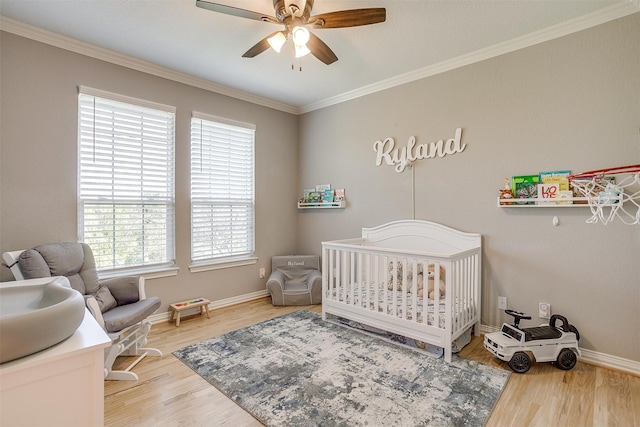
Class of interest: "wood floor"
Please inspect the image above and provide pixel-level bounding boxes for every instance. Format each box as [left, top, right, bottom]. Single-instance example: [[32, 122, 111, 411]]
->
[[105, 298, 640, 426]]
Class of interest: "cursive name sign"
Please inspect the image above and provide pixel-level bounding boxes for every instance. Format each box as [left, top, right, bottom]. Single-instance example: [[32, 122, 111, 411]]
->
[[373, 128, 466, 172]]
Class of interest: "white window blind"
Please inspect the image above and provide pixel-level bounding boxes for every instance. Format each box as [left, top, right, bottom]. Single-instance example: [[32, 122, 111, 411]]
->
[[78, 88, 176, 272], [191, 113, 255, 263]]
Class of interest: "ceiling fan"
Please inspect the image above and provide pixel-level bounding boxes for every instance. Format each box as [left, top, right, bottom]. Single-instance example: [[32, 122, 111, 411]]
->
[[196, 0, 386, 65]]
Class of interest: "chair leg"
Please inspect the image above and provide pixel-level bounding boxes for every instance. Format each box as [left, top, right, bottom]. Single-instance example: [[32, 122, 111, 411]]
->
[[104, 321, 162, 381], [105, 368, 139, 381], [104, 343, 140, 381]]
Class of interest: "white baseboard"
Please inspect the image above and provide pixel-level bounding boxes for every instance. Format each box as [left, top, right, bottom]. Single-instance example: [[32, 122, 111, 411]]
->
[[578, 348, 640, 376], [480, 324, 639, 376], [147, 289, 270, 324]]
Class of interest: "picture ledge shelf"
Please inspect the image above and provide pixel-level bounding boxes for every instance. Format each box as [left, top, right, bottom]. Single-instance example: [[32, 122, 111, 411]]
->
[[497, 196, 594, 208], [298, 200, 346, 209]]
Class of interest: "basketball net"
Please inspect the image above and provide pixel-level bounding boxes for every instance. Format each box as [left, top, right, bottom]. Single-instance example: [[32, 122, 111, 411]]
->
[[569, 164, 640, 225]]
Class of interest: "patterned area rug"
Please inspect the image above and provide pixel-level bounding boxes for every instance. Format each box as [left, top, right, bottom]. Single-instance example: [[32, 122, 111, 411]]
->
[[173, 310, 509, 426]]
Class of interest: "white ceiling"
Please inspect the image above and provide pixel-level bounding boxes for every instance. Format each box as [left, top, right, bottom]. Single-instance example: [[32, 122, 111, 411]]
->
[[1, 1, 638, 113]]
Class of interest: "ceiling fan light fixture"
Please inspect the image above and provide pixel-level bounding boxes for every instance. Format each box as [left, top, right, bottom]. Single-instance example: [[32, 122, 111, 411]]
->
[[267, 31, 287, 53], [294, 43, 311, 58], [291, 26, 310, 45], [198, 1, 386, 65]]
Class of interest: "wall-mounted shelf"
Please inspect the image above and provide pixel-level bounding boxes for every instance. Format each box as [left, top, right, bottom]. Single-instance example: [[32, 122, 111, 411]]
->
[[497, 197, 592, 208], [298, 200, 346, 209]]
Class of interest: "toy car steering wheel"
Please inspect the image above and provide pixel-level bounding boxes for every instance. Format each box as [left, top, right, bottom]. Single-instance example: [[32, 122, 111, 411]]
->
[[504, 309, 532, 328]]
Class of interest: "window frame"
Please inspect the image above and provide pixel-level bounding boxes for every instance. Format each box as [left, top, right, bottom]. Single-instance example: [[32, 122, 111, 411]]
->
[[189, 112, 257, 272], [77, 86, 177, 277]]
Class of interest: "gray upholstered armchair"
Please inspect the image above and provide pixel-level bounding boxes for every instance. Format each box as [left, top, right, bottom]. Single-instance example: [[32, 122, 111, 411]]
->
[[2, 242, 162, 380], [266, 255, 322, 306]]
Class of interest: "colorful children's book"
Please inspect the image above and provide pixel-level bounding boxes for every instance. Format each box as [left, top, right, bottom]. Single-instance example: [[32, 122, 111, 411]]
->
[[512, 175, 540, 204], [334, 188, 345, 201], [539, 170, 571, 191], [303, 189, 314, 201], [537, 183, 559, 205], [323, 189, 335, 203], [308, 192, 322, 203]]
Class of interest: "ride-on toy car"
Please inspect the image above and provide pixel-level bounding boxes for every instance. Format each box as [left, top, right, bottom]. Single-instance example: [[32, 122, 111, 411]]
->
[[484, 309, 581, 373]]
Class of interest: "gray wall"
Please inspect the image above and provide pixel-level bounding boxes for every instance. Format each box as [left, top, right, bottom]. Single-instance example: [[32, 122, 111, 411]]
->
[[0, 32, 300, 308], [298, 14, 640, 361]]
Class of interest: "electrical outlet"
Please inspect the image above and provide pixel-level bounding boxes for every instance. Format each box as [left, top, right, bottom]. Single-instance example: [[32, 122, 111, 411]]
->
[[498, 296, 507, 310], [259, 267, 265, 278], [539, 302, 550, 319]]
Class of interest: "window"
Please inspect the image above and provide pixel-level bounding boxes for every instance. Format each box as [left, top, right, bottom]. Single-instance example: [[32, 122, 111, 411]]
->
[[78, 87, 176, 273], [190, 113, 255, 266]]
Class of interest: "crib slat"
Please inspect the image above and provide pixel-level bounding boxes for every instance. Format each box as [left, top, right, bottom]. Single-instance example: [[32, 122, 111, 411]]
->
[[350, 252, 355, 306], [365, 253, 371, 309], [382, 255, 388, 316], [416, 260, 429, 325], [336, 249, 340, 302], [401, 258, 407, 320], [373, 254, 379, 313], [410, 259, 417, 322], [392, 257, 398, 317], [436, 261, 440, 327]]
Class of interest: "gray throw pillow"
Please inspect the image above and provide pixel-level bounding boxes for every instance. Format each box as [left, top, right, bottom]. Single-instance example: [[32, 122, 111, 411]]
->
[[94, 286, 117, 313]]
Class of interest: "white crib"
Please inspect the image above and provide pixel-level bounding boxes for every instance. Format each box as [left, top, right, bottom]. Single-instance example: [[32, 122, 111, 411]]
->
[[322, 220, 482, 362]]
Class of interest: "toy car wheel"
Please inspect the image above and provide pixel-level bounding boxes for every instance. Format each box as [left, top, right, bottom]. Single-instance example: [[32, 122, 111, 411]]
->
[[508, 351, 531, 373], [556, 348, 577, 370]]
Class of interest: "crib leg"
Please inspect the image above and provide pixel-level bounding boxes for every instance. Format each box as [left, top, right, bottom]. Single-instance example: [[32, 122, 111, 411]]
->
[[444, 346, 452, 363]]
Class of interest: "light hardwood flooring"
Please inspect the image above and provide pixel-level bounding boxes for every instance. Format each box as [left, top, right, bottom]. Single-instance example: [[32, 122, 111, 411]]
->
[[105, 298, 639, 426]]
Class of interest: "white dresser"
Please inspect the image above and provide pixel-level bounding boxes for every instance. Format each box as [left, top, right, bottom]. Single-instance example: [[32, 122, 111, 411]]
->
[[0, 309, 110, 427]]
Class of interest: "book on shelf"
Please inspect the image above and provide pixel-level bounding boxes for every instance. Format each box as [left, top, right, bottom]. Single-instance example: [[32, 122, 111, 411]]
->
[[572, 175, 616, 204], [512, 175, 539, 204], [334, 188, 345, 201], [537, 183, 559, 205], [539, 170, 571, 191], [307, 191, 322, 203], [302, 189, 314, 202], [556, 190, 573, 205], [315, 184, 331, 192], [323, 189, 335, 203]]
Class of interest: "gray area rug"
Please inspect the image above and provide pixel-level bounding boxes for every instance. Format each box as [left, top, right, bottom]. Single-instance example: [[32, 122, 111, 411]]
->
[[173, 310, 509, 426]]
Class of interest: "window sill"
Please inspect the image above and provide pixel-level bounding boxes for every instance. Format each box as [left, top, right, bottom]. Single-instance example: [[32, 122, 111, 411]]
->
[[99, 265, 180, 280], [189, 257, 258, 273]]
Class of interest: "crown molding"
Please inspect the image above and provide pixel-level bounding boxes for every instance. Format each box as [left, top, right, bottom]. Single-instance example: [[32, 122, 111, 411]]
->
[[2, 1, 639, 116], [299, 1, 640, 114], [0, 15, 299, 115]]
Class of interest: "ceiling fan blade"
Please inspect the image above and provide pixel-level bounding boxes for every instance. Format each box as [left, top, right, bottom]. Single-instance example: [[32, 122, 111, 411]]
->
[[242, 32, 281, 58], [307, 32, 338, 65], [309, 8, 386, 29], [196, 0, 277, 23]]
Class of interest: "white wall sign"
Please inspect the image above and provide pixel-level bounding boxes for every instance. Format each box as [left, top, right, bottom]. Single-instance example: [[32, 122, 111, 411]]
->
[[373, 128, 466, 173]]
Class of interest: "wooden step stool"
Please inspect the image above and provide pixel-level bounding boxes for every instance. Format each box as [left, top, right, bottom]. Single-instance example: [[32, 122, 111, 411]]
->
[[169, 297, 211, 326]]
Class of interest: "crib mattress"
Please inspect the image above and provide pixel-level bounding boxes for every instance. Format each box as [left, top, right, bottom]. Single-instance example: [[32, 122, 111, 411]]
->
[[329, 281, 473, 329]]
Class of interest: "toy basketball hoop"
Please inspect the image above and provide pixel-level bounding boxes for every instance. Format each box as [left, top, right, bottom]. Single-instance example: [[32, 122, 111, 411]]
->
[[569, 164, 640, 225]]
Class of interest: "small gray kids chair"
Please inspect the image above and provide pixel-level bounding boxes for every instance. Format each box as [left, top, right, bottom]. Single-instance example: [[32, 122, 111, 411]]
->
[[266, 255, 321, 306]]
